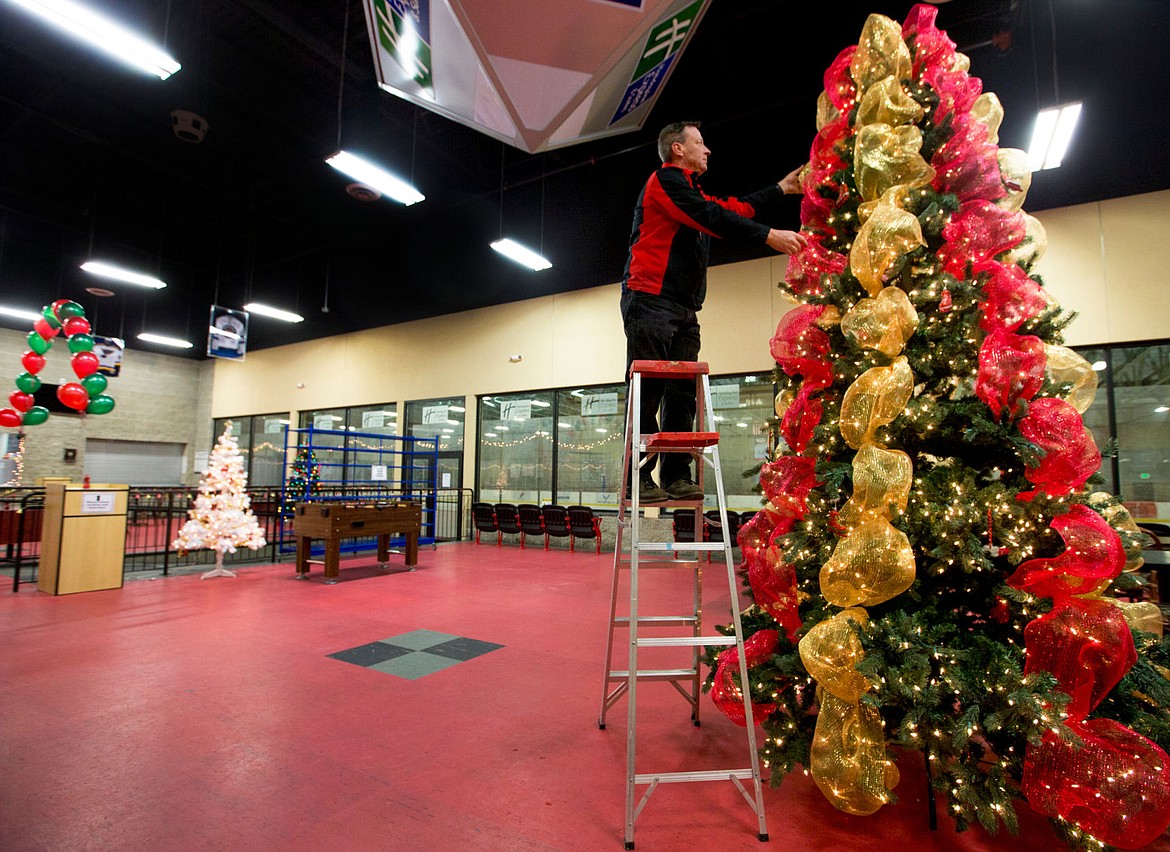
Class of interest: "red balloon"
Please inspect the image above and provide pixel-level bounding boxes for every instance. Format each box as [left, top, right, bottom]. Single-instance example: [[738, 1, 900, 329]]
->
[[20, 350, 45, 374], [8, 391, 33, 412], [33, 318, 59, 339], [71, 351, 100, 379], [62, 316, 91, 337], [56, 382, 89, 411], [0, 408, 22, 428]]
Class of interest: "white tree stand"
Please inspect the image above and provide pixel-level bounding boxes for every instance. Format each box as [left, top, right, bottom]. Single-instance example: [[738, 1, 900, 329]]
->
[[200, 551, 236, 580]]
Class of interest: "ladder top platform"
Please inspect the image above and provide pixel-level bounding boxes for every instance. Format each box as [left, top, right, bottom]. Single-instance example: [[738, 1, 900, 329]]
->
[[628, 360, 709, 379], [643, 431, 720, 450]]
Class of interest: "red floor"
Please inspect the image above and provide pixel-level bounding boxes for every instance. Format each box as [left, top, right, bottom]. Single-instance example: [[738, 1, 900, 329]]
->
[[2, 543, 1167, 852]]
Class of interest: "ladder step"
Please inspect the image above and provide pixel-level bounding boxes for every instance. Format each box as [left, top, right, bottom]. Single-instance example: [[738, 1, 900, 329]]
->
[[635, 769, 756, 785], [642, 431, 720, 450], [635, 542, 725, 552], [613, 616, 698, 627], [608, 668, 698, 681], [637, 636, 735, 648], [629, 359, 709, 379]]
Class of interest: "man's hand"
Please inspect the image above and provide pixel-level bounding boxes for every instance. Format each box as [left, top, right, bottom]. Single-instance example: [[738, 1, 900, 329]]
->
[[779, 165, 805, 195], [766, 229, 808, 254]]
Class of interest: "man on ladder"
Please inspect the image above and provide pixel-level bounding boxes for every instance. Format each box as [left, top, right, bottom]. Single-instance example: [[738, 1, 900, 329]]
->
[[620, 120, 806, 502]]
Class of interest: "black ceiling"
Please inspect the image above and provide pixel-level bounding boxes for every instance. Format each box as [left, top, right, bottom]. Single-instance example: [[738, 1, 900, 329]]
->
[[1, 0, 1166, 359]]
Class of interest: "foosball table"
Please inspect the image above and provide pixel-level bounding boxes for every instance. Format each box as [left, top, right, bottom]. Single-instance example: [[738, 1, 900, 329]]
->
[[292, 500, 422, 583]]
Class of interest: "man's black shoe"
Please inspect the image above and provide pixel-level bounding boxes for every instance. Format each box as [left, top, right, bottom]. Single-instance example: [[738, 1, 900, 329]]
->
[[666, 479, 704, 500], [631, 478, 668, 504]]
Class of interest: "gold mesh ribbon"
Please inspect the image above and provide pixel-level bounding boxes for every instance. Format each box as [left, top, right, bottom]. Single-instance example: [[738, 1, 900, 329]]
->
[[1116, 601, 1164, 637], [821, 509, 916, 607], [971, 92, 1004, 144], [854, 124, 935, 203], [838, 445, 913, 529], [850, 14, 910, 94], [857, 76, 925, 128], [840, 357, 914, 448], [841, 286, 920, 357], [850, 202, 927, 296], [1089, 493, 1146, 572], [1045, 345, 1098, 414], [1004, 213, 1048, 269], [817, 91, 839, 132], [799, 608, 871, 701], [810, 691, 900, 815], [996, 148, 1032, 212]]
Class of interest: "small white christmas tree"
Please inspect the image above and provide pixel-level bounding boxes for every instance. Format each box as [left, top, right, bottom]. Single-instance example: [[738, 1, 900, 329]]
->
[[174, 421, 266, 579]]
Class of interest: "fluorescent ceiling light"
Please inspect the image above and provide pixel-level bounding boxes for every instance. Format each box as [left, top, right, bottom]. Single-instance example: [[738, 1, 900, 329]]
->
[[490, 238, 552, 271], [325, 151, 424, 206], [0, 305, 44, 321], [1027, 102, 1082, 170], [1157, 406, 1169, 413], [8, 0, 181, 79], [1091, 360, 1107, 371], [137, 332, 192, 349], [81, 260, 166, 289], [243, 302, 304, 323]]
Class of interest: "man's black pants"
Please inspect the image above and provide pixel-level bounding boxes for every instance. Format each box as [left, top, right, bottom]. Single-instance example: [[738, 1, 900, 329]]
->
[[620, 290, 700, 487]]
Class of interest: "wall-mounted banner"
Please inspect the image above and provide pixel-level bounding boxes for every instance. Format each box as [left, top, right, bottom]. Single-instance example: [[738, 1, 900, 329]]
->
[[208, 306, 249, 361], [93, 335, 124, 377]]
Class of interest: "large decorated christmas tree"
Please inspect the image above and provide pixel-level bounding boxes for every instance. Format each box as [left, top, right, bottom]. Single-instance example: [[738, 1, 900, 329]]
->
[[714, 6, 1170, 850], [174, 422, 267, 579]]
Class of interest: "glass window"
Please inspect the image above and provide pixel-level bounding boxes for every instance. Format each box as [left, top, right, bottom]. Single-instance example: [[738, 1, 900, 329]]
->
[[211, 413, 289, 486], [405, 397, 465, 490], [477, 391, 554, 504], [346, 404, 399, 487], [708, 373, 775, 512], [555, 384, 626, 507], [1099, 344, 1170, 520]]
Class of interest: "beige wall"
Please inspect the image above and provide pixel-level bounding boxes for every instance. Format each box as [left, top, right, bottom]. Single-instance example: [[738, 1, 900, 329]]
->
[[6, 190, 1166, 488], [210, 189, 1170, 491]]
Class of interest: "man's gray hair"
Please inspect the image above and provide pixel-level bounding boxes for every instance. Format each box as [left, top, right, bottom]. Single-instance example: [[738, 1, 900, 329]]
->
[[657, 121, 701, 163]]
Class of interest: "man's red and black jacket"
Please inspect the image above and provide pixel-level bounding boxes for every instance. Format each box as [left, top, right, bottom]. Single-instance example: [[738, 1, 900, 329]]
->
[[621, 163, 783, 310]]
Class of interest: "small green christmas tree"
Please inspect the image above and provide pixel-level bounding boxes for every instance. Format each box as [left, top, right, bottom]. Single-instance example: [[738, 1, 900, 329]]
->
[[282, 447, 319, 515], [712, 6, 1170, 851]]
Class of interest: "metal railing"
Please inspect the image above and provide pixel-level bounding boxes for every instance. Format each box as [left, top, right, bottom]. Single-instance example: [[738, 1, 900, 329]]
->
[[6, 485, 475, 590]]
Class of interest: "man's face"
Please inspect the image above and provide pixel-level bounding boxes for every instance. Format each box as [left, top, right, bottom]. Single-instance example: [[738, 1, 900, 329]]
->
[[674, 126, 710, 174]]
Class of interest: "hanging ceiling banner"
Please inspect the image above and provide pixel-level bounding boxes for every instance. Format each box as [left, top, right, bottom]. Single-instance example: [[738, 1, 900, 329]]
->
[[92, 336, 125, 377], [207, 306, 249, 361], [361, 0, 712, 153]]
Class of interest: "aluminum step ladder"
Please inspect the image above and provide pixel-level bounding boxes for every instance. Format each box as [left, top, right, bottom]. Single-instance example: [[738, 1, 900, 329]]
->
[[598, 359, 768, 849]]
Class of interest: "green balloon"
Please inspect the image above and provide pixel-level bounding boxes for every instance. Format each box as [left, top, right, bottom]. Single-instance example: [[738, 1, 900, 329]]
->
[[22, 406, 49, 426], [67, 333, 94, 353], [86, 394, 115, 415], [41, 305, 62, 329], [81, 373, 108, 395], [15, 372, 41, 394], [26, 331, 51, 355], [58, 301, 85, 319]]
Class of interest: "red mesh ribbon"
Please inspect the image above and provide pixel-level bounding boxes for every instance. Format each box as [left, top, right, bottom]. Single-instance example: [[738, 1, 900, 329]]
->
[[1022, 597, 1136, 719], [976, 259, 1047, 333], [823, 45, 857, 112], [1017, 397, 1101, 496], [760, 456, 819, 518], [902, 5, 953, 83], [930, 110, 1005, 203], [903, 5, 982, 122], [780, 386, 824, 455], [1007, 506, 1126, 601], [747, 543, 802, 642], [771, 305, 831, 380], [974, 328, 1046, 419], [938, 200, 1026, 277], [712, 629, 780, 726], [1022, 719, 1170, 849], [785, 237, 849, 298]]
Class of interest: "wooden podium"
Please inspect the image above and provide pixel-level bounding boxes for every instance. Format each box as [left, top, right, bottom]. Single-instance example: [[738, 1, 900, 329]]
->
[[38, 483, 129, 595]]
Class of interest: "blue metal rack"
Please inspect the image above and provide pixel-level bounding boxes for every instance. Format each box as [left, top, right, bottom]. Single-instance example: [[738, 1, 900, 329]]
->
[[278, 425, 439, 558]]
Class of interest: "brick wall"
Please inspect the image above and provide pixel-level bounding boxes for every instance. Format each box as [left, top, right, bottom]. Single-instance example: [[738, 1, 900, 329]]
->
[[0, 327, 214, 486]]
